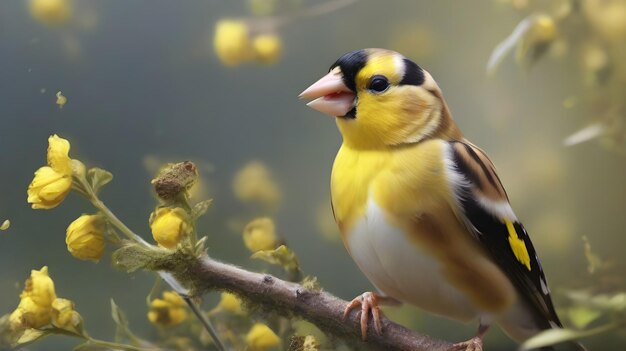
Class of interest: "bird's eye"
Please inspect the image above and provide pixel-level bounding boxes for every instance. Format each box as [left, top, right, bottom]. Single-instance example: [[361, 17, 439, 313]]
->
[[368, 75, 390, 93]]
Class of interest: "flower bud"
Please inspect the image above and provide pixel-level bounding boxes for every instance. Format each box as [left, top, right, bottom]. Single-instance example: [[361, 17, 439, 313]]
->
[[214, 20, 253, 66], [243, 217, 278, 253], [584, 0, 626, 42], [253, 34, 282, 64], [66, 214, 105, 261], [147, 291, 188, 327], [150, 208, 191, 249], [152, 161, 198, 200], [233, 161, 281, 208], [29, 0, 71, 26], [217, 292, 244, 315], [246, 323, 280, 351]]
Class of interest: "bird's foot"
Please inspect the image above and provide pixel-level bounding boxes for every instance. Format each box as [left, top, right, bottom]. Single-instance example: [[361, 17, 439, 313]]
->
[[452, 336, 484, 351], [343, 291, 387, 340]]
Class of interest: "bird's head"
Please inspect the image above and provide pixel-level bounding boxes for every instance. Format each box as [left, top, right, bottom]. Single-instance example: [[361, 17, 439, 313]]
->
[[300, 48, 458, 149]]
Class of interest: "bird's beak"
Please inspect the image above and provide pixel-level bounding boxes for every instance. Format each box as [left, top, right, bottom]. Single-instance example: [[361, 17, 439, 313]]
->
[[299, 68, 356, 118]]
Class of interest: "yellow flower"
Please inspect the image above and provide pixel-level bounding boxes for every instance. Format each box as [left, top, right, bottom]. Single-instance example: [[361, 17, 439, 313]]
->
[[243, 217, 278, 253], [10, 267, 57, 329], [29, 0, 71, 26], [214, 20, 253, 66], [232, 161, 281, 208], [51, 298, 82, 332], [27, 135, 73, 209], [253, 35, 282, 64], [66, 214, 105, 261], [147, 291, 188, 327], [217, 292, 244, 315], [245, 323, 280, 351], [150, 207, 191, 249], [584, 0, 626, 42]]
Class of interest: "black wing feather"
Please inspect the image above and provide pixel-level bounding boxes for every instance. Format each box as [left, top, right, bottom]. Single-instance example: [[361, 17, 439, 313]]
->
[[449, 140, 561, 330]]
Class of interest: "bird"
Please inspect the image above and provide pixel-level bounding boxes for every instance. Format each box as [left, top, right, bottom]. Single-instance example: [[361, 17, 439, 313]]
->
[[299, 48, 586, 351]]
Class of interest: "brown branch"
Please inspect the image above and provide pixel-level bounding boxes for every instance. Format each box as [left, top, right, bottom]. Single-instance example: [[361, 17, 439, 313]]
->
[[160, 253, 454, 351]]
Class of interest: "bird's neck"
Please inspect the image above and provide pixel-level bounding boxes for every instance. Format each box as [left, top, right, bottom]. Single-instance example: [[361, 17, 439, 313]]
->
[[430, 93, 463, 142]]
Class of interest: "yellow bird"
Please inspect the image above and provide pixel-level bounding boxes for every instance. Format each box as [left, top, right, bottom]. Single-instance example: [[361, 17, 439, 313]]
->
[[300, 49, 585, 351]]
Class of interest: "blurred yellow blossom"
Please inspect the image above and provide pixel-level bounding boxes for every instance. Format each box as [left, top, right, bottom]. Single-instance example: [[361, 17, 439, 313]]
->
[[243, 217, 278, 252], [51, 298, 82, 332], [150, 207, 191, 249], [245, 323, 280, 351], [253, 34, 282, 64], [0, 219, 10, 231], [56, 91, 67, 108], [293, 321, 327, 348], [583, 0, 626, 42], [147, 291, 188, 327], [214, 20, 252, 66], [9, 267, 57, 329], [27, 135, 73, 209], [233, 161, 281, 208], [515, 14, 557, 66], [216, 292, 244, 315], [29, 0, 71, 26], [531, 15, 556, 42], [66, 214, 105, 262]]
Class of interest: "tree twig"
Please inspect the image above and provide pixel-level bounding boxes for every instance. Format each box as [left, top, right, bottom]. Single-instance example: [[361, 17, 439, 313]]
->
[[160, 254, 454, 351]]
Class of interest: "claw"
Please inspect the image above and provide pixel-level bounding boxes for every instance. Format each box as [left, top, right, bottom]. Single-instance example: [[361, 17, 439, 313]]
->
[[343, 292, 383, 340], [452, 336, 483, 351], [453, 322, 490, 351]]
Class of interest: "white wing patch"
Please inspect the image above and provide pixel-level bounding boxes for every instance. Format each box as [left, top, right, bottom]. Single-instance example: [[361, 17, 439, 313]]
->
[[443, 142, 517, 223], [476, 195, 518, 222]]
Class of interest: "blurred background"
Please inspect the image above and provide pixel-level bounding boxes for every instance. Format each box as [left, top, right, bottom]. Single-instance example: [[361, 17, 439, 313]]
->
[[1, 0, 625, 350]]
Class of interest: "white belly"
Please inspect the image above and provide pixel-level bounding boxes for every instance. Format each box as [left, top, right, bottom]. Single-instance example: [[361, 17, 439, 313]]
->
[[347, 199, 479, 322]]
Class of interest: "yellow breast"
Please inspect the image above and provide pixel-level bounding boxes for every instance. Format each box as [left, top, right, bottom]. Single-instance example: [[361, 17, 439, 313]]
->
[[330, 139, 449, 238], [331, 139, 516, 314]]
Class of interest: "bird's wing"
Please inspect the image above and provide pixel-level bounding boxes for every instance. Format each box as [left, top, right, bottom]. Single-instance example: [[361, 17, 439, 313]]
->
[[445, 140, 561, 330]]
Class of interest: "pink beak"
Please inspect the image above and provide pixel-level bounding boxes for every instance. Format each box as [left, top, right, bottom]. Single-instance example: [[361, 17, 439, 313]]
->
[[299, 68, 356, 117]]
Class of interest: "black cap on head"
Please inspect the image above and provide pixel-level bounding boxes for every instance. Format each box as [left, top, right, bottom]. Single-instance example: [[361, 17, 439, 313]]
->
[[329, 49, 367, 92]]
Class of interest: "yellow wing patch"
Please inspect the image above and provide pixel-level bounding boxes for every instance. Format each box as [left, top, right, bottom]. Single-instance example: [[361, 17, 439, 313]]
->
[[505, 219, 531, 271]]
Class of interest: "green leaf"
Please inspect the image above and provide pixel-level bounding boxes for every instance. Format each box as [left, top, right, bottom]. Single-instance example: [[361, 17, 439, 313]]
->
[[14, 329, 51, 347], [520, 328, 585, 350], [111, 299, 130, 342], [568, 306, 603, 329], [251, 245, 299, 271], [110, 299, 128, 327], [487, 15, 535, 76], [111, 242, 170, 273], [87, 168, 113, 194], [596, 293, 626, 312], [192, 199, 213, 219], [195, 236, 208, 255], [521, 322, 620, 350]]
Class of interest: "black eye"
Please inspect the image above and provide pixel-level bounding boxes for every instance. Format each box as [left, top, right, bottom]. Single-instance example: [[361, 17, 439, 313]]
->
[[368, 75, 390, 93]]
